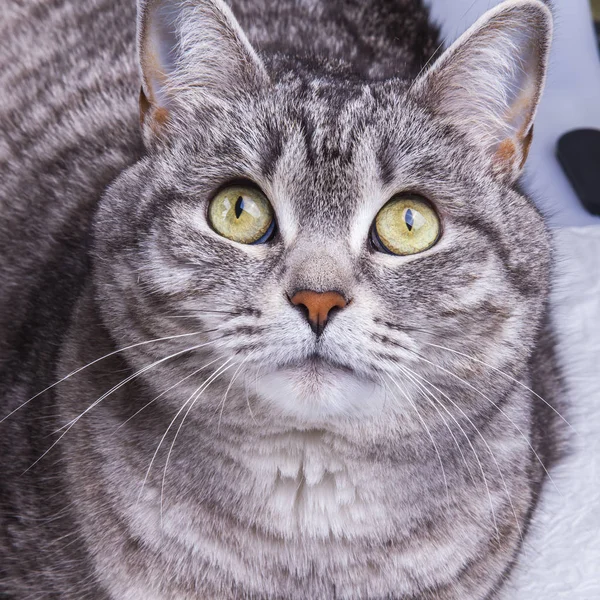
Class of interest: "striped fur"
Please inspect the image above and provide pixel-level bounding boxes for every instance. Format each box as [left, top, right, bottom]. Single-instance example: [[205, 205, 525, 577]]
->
[[0, 1, 562, 598]]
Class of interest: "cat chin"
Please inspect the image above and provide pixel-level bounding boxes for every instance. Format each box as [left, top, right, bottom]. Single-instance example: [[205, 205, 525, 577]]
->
[[254, 360, 385, 422]]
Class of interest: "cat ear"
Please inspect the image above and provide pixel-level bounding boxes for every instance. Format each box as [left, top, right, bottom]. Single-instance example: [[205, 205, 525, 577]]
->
[[412, 0, 552, 182], [137, 0, 269, 133]]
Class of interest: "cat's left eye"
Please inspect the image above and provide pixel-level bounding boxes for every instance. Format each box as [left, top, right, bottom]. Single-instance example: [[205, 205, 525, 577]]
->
[[371, 195, 441, 256], [208, 185, 275, 245]]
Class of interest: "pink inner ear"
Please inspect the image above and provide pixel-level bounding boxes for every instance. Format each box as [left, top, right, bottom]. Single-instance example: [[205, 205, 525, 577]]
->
[[500, 35, 540, 140], [492, 124, 535, 179], [143, 2, 181, 109]]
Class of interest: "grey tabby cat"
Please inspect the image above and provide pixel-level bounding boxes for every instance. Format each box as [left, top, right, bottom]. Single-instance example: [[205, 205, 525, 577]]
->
[[0, 0, 563, 597]]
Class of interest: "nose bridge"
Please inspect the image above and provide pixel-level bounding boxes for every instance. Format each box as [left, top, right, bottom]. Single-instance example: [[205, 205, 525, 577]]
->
[[286, 238, 354, 297]]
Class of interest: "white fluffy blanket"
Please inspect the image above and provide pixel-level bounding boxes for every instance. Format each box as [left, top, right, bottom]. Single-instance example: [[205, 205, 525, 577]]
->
[[501, 227, 600, 599]]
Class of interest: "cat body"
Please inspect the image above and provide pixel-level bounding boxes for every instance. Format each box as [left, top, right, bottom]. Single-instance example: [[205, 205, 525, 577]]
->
[[0, 0, 561, 598]]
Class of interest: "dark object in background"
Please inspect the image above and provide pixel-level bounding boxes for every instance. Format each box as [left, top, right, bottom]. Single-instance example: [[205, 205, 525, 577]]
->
[[557, 129, 600, 216], [593, 0, 600, 54]]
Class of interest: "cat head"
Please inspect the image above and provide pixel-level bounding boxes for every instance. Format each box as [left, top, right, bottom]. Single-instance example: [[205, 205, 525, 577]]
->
[[94, 0, 553, 431]]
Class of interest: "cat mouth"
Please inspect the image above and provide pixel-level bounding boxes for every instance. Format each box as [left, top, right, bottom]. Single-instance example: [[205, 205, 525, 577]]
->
[[254, 352, 381, 418], [283, 354, 356, 376]]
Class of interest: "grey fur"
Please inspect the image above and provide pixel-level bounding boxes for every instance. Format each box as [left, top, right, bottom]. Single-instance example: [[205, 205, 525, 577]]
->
[[0, 0, 562, 598]]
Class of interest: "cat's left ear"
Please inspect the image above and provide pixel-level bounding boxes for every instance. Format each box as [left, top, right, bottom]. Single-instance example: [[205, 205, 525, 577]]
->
[[137, 0, 269, 134], [412, 0, 552, 182]]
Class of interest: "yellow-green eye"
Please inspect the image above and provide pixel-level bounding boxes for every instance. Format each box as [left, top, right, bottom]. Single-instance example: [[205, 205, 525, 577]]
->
[[372, 195, 441, 256], [208, 185, 275, 244]]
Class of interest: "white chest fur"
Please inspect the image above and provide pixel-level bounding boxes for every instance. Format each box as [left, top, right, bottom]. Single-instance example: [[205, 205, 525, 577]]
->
[[237, 431, 387, 538], [120, 431, 392, 599]]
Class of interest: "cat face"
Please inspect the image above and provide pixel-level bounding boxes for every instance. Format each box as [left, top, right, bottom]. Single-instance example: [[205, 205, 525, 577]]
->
[[94, 0, 552, 429]]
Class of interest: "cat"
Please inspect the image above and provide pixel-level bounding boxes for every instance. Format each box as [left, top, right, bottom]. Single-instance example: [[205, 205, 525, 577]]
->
[[0, 0, 564, 598]]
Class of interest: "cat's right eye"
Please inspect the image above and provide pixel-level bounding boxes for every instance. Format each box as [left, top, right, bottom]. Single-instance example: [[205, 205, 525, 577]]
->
[[208, 185, 275, 245]]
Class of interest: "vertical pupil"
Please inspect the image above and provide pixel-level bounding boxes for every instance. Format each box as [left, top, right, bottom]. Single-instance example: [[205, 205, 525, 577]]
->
[[234, 196, 244, 219], [405, 208, 414, 231]]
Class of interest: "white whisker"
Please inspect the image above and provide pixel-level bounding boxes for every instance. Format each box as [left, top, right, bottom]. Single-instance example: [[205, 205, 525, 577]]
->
[[398, 365, 516, 542], [384, 373, 450, 506], [407, 350, 561, 497], [1, 329, 211, 424], [253, 358, 267, 399], [217, 351, 256, 432], [54, 341, 218, 434], [422, 341, 572, 429], [160, 358, 237, 524], [113, 357, 221, 433], [397, 365, 476, 486], [243, 373, 257, 424], [24, 341, 215, 474], [137, 380, 211, 507]]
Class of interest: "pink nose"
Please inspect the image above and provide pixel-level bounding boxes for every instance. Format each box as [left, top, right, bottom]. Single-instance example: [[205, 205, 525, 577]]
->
[[290, 290, 347, 336]]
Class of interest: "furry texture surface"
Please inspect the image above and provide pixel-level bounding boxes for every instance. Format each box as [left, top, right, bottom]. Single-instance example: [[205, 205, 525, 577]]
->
[[0, 1, 564, 598]]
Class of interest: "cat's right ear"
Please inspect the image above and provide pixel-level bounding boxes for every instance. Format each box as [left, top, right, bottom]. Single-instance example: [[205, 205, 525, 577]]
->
[[137, 0, 269, 136]]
